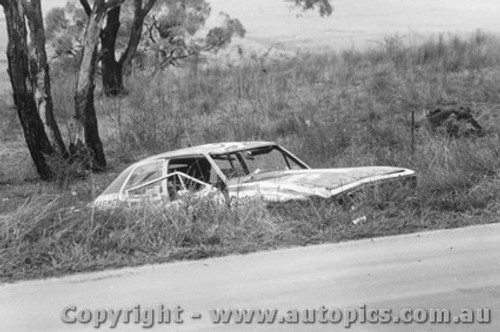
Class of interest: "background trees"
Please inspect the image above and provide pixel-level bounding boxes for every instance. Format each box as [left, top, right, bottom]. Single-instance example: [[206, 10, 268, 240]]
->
[[46, 0, 246, 95], [1, 0, 333, 179], [96, 0, 156, 96], [286, 0, 333, 16], [141, 2, 245, 73]]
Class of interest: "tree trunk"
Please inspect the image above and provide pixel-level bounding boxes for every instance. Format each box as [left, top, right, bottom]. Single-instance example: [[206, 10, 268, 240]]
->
[[23, 0, 67, 155], [73, 0, 107, 170], [102, 58, 124, 96], [101, 6, 124, 96], [1, 0, 54, 179], [119, 0, 153, 76], [99, 0, 156, 94]]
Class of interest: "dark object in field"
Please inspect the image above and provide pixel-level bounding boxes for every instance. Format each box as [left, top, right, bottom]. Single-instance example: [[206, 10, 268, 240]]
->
[[424, 106, 485, 138]]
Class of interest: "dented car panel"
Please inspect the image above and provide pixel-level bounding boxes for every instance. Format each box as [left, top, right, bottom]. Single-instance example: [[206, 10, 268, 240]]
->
[[225, 167, 415, 203], [93, 142, 416, 208]]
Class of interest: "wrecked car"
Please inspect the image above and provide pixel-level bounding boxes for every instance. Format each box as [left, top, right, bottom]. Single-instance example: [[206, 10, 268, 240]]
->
[[93, 141, 416, 209]]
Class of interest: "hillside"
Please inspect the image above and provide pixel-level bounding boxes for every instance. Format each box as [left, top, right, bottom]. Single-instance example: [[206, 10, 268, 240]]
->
[[2, 29, 500, 281], [1, 1, 500, 282]]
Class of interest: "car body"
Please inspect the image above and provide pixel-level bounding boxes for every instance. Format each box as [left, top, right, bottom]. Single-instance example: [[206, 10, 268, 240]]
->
[[93, 141, 416, 208]]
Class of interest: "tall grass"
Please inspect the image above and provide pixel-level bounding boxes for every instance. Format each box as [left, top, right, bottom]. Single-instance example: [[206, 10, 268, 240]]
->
[[92, 31, 500, 167], [2, 31, 500, 281]]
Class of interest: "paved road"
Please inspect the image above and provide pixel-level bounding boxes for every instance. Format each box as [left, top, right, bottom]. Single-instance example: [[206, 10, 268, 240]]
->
[[1, 224, 499, 331]]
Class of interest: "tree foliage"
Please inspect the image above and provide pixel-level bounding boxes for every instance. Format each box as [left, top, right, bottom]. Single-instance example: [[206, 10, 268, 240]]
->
[[286, 0, 333, 16], [142, 4, 246, 69], [45, 0, 246, 74], [45, 2, 87, 59]]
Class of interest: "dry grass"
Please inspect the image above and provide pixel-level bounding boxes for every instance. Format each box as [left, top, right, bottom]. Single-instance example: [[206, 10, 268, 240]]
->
[[2, 31, 500, 281]]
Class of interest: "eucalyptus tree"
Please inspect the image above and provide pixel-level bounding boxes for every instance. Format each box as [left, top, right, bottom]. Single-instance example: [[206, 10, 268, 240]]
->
[[72, 0, 125, 170], [0, 0, 66, 179]]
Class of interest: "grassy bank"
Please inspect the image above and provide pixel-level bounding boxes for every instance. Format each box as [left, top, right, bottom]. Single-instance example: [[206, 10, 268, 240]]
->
[[1, 31, 500, 281]]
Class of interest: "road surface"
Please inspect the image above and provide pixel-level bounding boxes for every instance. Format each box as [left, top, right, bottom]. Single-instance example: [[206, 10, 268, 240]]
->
[[1, 223, 499, 331]]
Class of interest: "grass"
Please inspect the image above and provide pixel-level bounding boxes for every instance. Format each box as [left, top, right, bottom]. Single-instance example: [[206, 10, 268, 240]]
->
[[2, 31, 500, 282]]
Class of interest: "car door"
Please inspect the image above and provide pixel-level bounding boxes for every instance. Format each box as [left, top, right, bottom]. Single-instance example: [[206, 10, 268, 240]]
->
[[123, 159, 166, 204]]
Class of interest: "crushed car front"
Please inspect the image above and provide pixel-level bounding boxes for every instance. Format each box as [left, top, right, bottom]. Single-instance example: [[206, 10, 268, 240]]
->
[[223, 167, 415, 205], [209, 144, 416, 205]]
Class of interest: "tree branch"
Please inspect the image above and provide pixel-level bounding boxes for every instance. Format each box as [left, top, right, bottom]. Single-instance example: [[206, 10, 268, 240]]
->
[[117, 0, 154, 70], [145, 21, 157, 44], [79, 0, 91, 16], [141, 0, 156, 18], [133, 0, 142, 19], [104, 0, 125, 11]]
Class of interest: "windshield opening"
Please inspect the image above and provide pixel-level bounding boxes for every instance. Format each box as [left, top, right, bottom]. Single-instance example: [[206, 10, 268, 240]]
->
[[211, 145, 306, 180]]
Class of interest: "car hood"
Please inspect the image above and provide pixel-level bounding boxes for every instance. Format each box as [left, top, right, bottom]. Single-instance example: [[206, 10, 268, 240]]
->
[[227, 166, 415, 202]]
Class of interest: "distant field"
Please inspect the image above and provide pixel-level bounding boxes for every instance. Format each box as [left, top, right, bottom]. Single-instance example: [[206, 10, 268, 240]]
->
[[1, 1, 499, 122], [2, 31, 500, 281], [2, 0, 500, 52], [0, 0, 499, 90], [208, 0, 500, 50]]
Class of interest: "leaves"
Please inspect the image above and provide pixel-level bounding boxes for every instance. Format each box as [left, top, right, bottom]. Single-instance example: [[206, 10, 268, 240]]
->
[[141, 1, 245, 69], [44, 0, 249, 72], [206, 13, 246, 49], [285, 0, 333, 16], [45, 7, 68, 39], [45, 1, 87, 60]]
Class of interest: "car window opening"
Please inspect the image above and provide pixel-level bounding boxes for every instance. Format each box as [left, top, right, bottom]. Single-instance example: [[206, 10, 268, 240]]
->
[[166, 157, 215, 200], [210, 146, 306, 180], [124, 160, 165, 198]]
